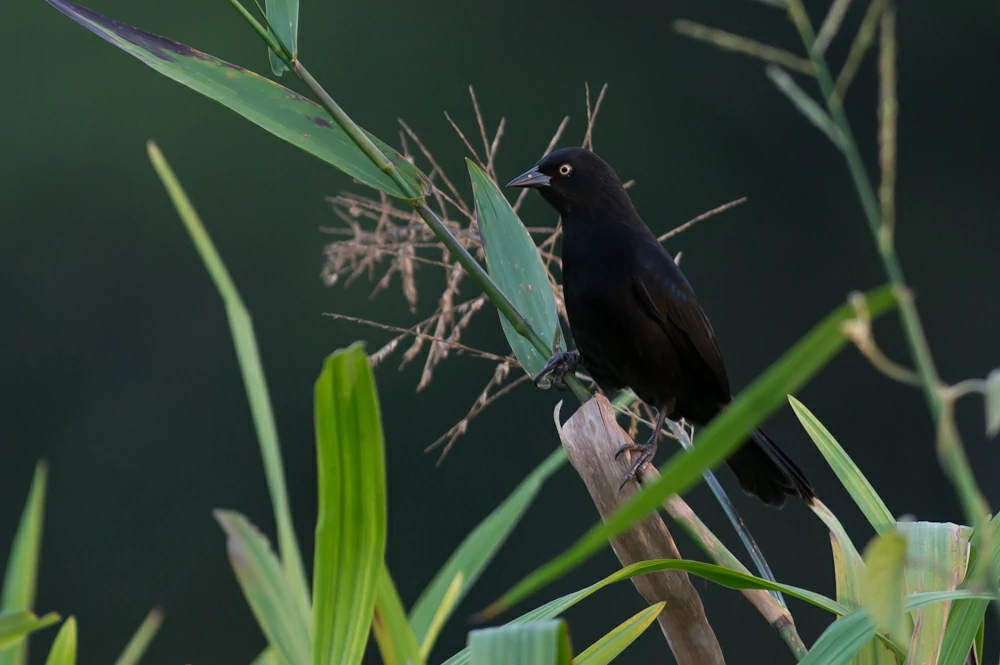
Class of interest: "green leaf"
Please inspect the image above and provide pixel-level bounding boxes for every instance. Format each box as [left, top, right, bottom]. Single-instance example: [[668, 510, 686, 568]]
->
[[312, 343, 388, 665], [799, 591, 995, 665], [265, 0, 298, 75], [372, 565, 424, 665], [409, 447, 567, 654], [443, 558, 846, 665], [984, 368, 1000, 437], [468, 160, 564, 376], [790, 397, 895, 534], [249, 647, 282, 665], [51, 0, 428, 200], [147, 141, 312, 627], [573, 602, 664, 665], [468, 620, 571, 665], [112, 607, 164, 665], [215, 511, 311, 665], [860, 531, 909, 645], [0, 612, 60, 651], [0, 462, 48, 665], [42, 618, 76, 665], [487, 285, 898, 614]]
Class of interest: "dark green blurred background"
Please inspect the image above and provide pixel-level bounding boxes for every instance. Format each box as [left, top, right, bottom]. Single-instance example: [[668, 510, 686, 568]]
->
[[4, 0, 999, 662]]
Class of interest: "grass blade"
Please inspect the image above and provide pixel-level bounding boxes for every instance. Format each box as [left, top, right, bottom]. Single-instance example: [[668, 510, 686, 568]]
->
[[51, 1, 427, 199], [42, 618, 76, 665], [0, 612, 60, 651], [467, 620, 571, 665], [372, 565, 424, 665], [766, 65, 843, 149], [249, 647, 282, 665], [311, 343, 388, 665], [215, 511, 311, 665], [468, 160, 564, 376], [0, 462, 48, 665], [790, 397, 894, 534], [112, 607, 164, 665], [573, 602, 664, 665], [409, 447, 567, 654], [147, 141, 312, 627], [486, 285, 898, 615]]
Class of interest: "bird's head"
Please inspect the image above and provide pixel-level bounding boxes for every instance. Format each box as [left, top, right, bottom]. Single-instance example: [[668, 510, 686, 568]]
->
[[506, 147, 627, 216]]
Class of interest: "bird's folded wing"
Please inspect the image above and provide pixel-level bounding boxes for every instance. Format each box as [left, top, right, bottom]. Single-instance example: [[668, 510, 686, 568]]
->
[[631, 237, 732, 401]]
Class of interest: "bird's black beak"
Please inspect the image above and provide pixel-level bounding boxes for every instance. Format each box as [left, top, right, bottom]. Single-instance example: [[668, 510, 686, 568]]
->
[[506, 166, 551, 189]]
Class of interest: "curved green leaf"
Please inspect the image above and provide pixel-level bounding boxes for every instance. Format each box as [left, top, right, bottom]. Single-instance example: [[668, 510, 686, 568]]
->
[[312, 343, 388, 665], [0, 463, 47, 665], [0, 612, 60, 651], [790, 397, 894, 533], [49, 0, 428, 200], [487, 285, 898, 615], [573, 602, 664, 665], [148, 141, 312, 626], [42, 618, 76, 665], [373, 566, 424, 665], [215, 511, 310, 665], [409, 447, 567, 654], [469, 160, 564, 376]]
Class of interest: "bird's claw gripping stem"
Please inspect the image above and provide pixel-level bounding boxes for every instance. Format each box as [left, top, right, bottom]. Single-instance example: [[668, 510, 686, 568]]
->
[[615, 439, 658, 491], [532, 350, 582, 391]]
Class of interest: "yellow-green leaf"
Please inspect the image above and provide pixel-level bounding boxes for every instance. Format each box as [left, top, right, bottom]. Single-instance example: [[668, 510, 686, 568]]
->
[[372, 565, 423, 665], [113, 607, 164, 665], [42, 618, 77, 665], [468, 621, 571, 665], [860, 531, 909, 646], [573, 603, 664, 665]]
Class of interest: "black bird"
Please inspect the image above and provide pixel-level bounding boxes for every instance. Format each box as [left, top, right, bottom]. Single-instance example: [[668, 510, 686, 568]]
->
[[507, 147, 814, 507]]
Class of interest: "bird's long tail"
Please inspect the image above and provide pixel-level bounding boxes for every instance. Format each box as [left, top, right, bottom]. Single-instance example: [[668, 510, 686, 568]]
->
[[725, 428, 815, 508]]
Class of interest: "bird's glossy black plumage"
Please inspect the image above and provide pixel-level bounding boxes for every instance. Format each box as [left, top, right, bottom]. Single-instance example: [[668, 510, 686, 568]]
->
[[508, 147, 814, 507]]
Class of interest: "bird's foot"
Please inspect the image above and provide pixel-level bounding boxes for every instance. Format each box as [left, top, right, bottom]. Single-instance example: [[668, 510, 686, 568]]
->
[[614, 438, 657, 491], [532, 350, 582, 391]]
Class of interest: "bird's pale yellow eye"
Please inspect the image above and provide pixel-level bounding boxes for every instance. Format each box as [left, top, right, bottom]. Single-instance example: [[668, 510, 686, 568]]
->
[[558, 163, 573, 176]]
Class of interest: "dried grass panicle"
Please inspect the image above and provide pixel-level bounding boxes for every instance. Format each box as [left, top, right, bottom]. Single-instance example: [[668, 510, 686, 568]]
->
[[321, 85, 745, 458]]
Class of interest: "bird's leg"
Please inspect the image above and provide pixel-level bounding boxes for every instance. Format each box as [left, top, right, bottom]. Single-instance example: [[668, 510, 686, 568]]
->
[[614, 407, 667, 490], [532, 350, 582, 391]]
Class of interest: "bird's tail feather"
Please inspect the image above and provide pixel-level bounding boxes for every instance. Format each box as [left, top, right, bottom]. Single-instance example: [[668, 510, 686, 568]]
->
[[725, 428, 815, 508]]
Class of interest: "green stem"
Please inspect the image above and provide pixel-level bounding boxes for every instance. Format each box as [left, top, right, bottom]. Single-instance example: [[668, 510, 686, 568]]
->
[[225, 0, 289, 61], [785, 0, 999, 611], [292, 61, 417, 200]]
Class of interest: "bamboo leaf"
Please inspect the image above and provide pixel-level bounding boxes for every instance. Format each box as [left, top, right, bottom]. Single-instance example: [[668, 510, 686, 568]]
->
[[790, 397, 894, 534], [0, 462, 48, 665], [51, 0, 428, 200], [573, 602, 664, 665], [42, 618, 77, 665], [265, 0, 298, 74], [215, 510, 310, 665], [312, 343, 388, 665], [409, 447, 566, 654], [0, 612, 60, 651], [467, 620, 571, 665], [373, 565, 424, 665], [147, 141, 312, 627], [897, 521, 971, 664], [113, 608, 164, 665], [860, 531, 909, 645], [487, 285, 898, 615], [469, 160, 564, 376]]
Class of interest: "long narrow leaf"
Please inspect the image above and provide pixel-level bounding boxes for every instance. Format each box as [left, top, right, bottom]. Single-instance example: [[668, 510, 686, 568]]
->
[[147, 141, 312, 626], [790, 397, 894, 533], [487, 285, 898, 614], [265, 0, 298, 74], [312, 344, 388, 665], [469, 160, 564, 376], [409, 447, 567, 652], [467, 620, 571, 665], [0, 462, 48, 665], [573, 602, 664, 665], [215, 511, 310, 665], [112, 608, 164, 665], [42, 618, 77, 665], [860, 531, 909, 645], [52, 1, 427, 200], [373, 565, 424, 665], [0, 612, 60, 651]]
